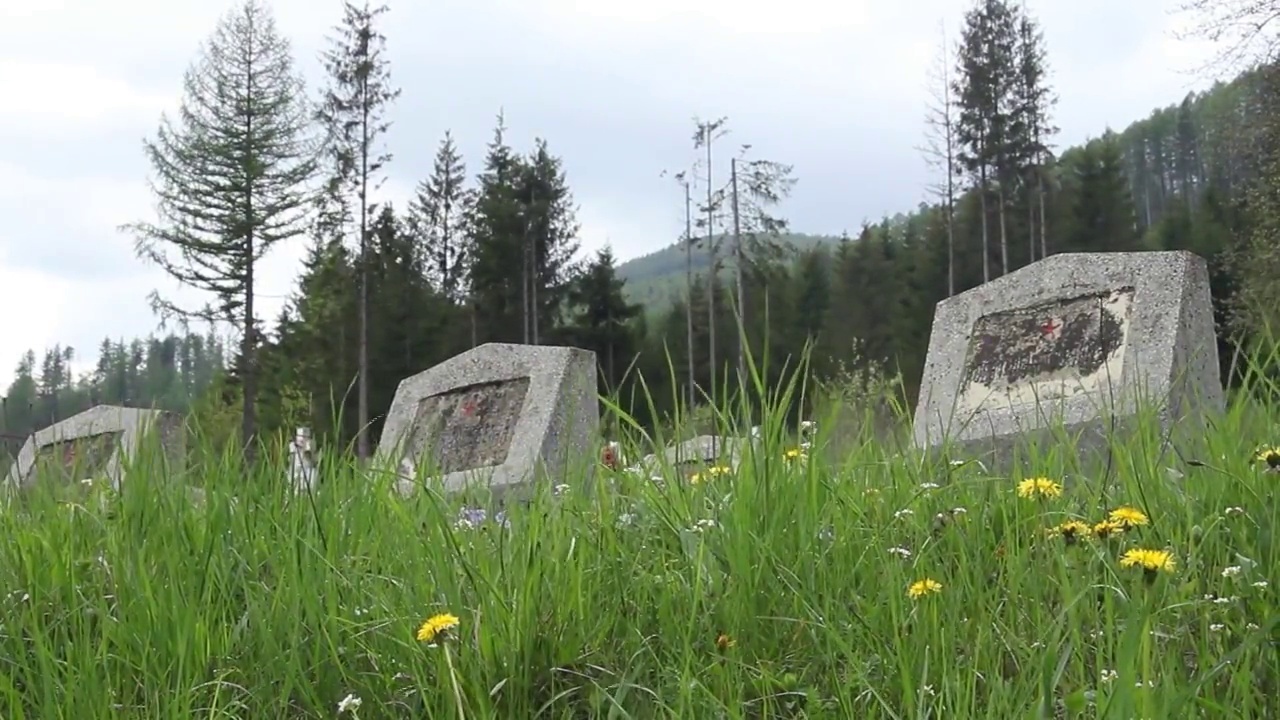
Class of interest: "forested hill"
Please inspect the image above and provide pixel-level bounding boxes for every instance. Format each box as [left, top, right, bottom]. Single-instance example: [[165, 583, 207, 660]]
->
[[616, 233, 842, 307], [613, 72, 1262, 311]]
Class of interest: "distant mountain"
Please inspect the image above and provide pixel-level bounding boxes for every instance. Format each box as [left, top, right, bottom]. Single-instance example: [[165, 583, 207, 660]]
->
[[614, 232, 843, 308]]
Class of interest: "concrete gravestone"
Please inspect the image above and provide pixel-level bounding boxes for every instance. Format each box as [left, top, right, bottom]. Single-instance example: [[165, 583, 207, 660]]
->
[[378, 343, 598, 497], [4, 405, 183, 489], [913, 251, 1223, 458]]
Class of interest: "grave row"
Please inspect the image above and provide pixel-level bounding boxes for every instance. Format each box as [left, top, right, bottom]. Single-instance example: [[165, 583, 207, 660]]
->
[[3, 250, 1224, 495]]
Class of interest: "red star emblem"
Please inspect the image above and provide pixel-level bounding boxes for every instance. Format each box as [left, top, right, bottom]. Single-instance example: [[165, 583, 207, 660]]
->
[[1038, 318, 1062, 340]]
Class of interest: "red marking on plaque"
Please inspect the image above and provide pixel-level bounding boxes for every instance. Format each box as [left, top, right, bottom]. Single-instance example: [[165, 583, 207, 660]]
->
[[1038, 318, 1061, 340], [601, 445, 619, 470]]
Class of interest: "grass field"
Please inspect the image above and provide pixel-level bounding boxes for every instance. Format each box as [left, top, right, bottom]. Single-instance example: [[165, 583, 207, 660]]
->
[[0, 381, 1277, 719]]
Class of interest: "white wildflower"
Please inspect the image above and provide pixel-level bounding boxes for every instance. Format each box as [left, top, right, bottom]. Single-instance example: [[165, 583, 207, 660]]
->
[[1209, 623, 1226, 632], [337, 693, 362, 714], [888, 546, 912, 559], [1222, 565, 1242, 578], [893, 508, 914, 520], [1100, 669, 1118, 684]]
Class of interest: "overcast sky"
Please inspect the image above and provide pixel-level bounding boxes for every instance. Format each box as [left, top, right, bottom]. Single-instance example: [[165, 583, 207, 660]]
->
[[0, 0, 1223, 388]]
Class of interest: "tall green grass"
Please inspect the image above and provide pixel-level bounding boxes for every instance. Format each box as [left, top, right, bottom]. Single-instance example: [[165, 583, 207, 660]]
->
[[0, 359, 1276, 719]]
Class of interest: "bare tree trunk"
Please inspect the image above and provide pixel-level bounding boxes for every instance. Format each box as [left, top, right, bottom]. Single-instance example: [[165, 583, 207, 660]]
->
[[685, 182, 695, 411], [979, 171, 991, 283], [705, 128, 716, 410], [731, 157, 745, 387], [997, 183, 1009, 276]]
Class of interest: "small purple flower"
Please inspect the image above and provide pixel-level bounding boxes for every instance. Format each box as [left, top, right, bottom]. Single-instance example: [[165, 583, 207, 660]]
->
[[455, 506, 510, 530]]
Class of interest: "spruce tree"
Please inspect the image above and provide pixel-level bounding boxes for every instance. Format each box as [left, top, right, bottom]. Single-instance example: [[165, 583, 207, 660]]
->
[[468, 113, 526, 344], [317, 0, 400, 459], [409, 131, 470, 304], [565, 246, 644, 390], [126, 0, 318, 457]]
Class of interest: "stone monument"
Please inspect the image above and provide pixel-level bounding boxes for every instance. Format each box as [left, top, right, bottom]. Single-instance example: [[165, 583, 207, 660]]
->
[[377, 343, 598, 498], [912, 251, 1223, 460], [4, 404, 184, 489]]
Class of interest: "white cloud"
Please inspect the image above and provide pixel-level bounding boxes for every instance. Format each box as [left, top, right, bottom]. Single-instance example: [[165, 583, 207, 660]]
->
[[0, 60, 173, 136]]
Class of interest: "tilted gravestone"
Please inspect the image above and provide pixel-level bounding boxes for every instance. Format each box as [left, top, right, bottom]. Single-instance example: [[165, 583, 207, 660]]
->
[[912, 251, 1224, 461], [4, 405, 184, 489], [377, 343, 598, 498]]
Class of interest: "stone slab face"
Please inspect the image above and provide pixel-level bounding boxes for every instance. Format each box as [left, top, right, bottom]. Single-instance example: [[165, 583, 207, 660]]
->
[[377, 343, 598, 498], [4, 405, 184, 490], [912, 251, 1223, 457]]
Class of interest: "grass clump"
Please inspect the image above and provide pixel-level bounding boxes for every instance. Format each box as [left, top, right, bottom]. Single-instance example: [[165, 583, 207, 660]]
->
[[0, 382, 1277, 719]]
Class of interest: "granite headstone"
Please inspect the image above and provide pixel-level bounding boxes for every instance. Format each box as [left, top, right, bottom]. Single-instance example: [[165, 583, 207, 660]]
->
[[378, 343, 598, 498], [4, 405, 184, 490], [912, 251, 1223, 461]]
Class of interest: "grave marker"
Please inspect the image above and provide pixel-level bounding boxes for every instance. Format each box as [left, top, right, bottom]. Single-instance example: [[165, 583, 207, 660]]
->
[[912, 251, 1223, 460], [378, 343, 598, 498], [4, 405, 184, 489]]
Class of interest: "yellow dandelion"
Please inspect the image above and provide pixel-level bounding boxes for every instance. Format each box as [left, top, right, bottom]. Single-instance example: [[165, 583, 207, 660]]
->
[[1109, 506, 1149, 528], [715, 632, 735, 650], [1119, 548, 1176, 575], [907, 578, 943, 599], [416, 612, 460, 643], [690, 465, 732, 484], [1049, 520, 1093, 543], [1092, 519, 1124, 539], [1017, 477, 1063, 499], [783, 448, 806, 462], [1251, 446, 1280, 471]]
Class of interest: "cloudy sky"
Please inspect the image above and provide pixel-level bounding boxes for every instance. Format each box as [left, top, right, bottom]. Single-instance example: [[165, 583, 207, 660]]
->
[[0, 0, 1223, 387]]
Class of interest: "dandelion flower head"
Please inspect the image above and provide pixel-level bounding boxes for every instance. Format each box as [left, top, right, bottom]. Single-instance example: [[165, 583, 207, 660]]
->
[[1092, 519, 1124, 539], [1252, 446, 1280, 471], [1109, 506, 1149, 528], [1049, 520, 1092, 542], [1017, 477, 1063, 499], [908, 578, 943, 599], [416, 612, 460, 643], [1119, 548, 1176, 573]]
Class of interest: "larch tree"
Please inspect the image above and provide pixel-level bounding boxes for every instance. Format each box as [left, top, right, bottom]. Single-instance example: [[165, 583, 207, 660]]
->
[[316, 0, 400, 459], [920, 20, 961, 296], [692, 116, 728, 406], [126, 0, 318, 459]]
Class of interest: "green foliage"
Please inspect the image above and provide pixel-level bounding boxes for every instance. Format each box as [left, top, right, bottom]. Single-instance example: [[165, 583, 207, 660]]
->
[[0, 364, 1276, 718]]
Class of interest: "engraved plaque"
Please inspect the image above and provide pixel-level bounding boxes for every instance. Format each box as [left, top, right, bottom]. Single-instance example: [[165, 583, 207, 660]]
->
[[404, 377, 531, 474], [955, 287, 1135, 413], [34, 431, 122, 481]]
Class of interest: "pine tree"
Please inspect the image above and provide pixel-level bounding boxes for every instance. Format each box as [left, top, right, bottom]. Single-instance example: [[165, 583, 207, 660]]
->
[[1064, 134, 1139, 253], [409, 131, 470, 304], [468, 112, 526, 344], [515, 138, 582, 344], [955, 0, 1020, 281], [125, 0, 317, 457], [1012, 3, 1057, 261], [317, 0, 400, 459], [565, 246, 644, 390]]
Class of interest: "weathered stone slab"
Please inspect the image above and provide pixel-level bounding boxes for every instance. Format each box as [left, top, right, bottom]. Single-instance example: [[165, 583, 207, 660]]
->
[[378, 343, 598, 498], [912, 251, 1223, 460], [637, 435, 744, 479], [3, 405, 184, 490]]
